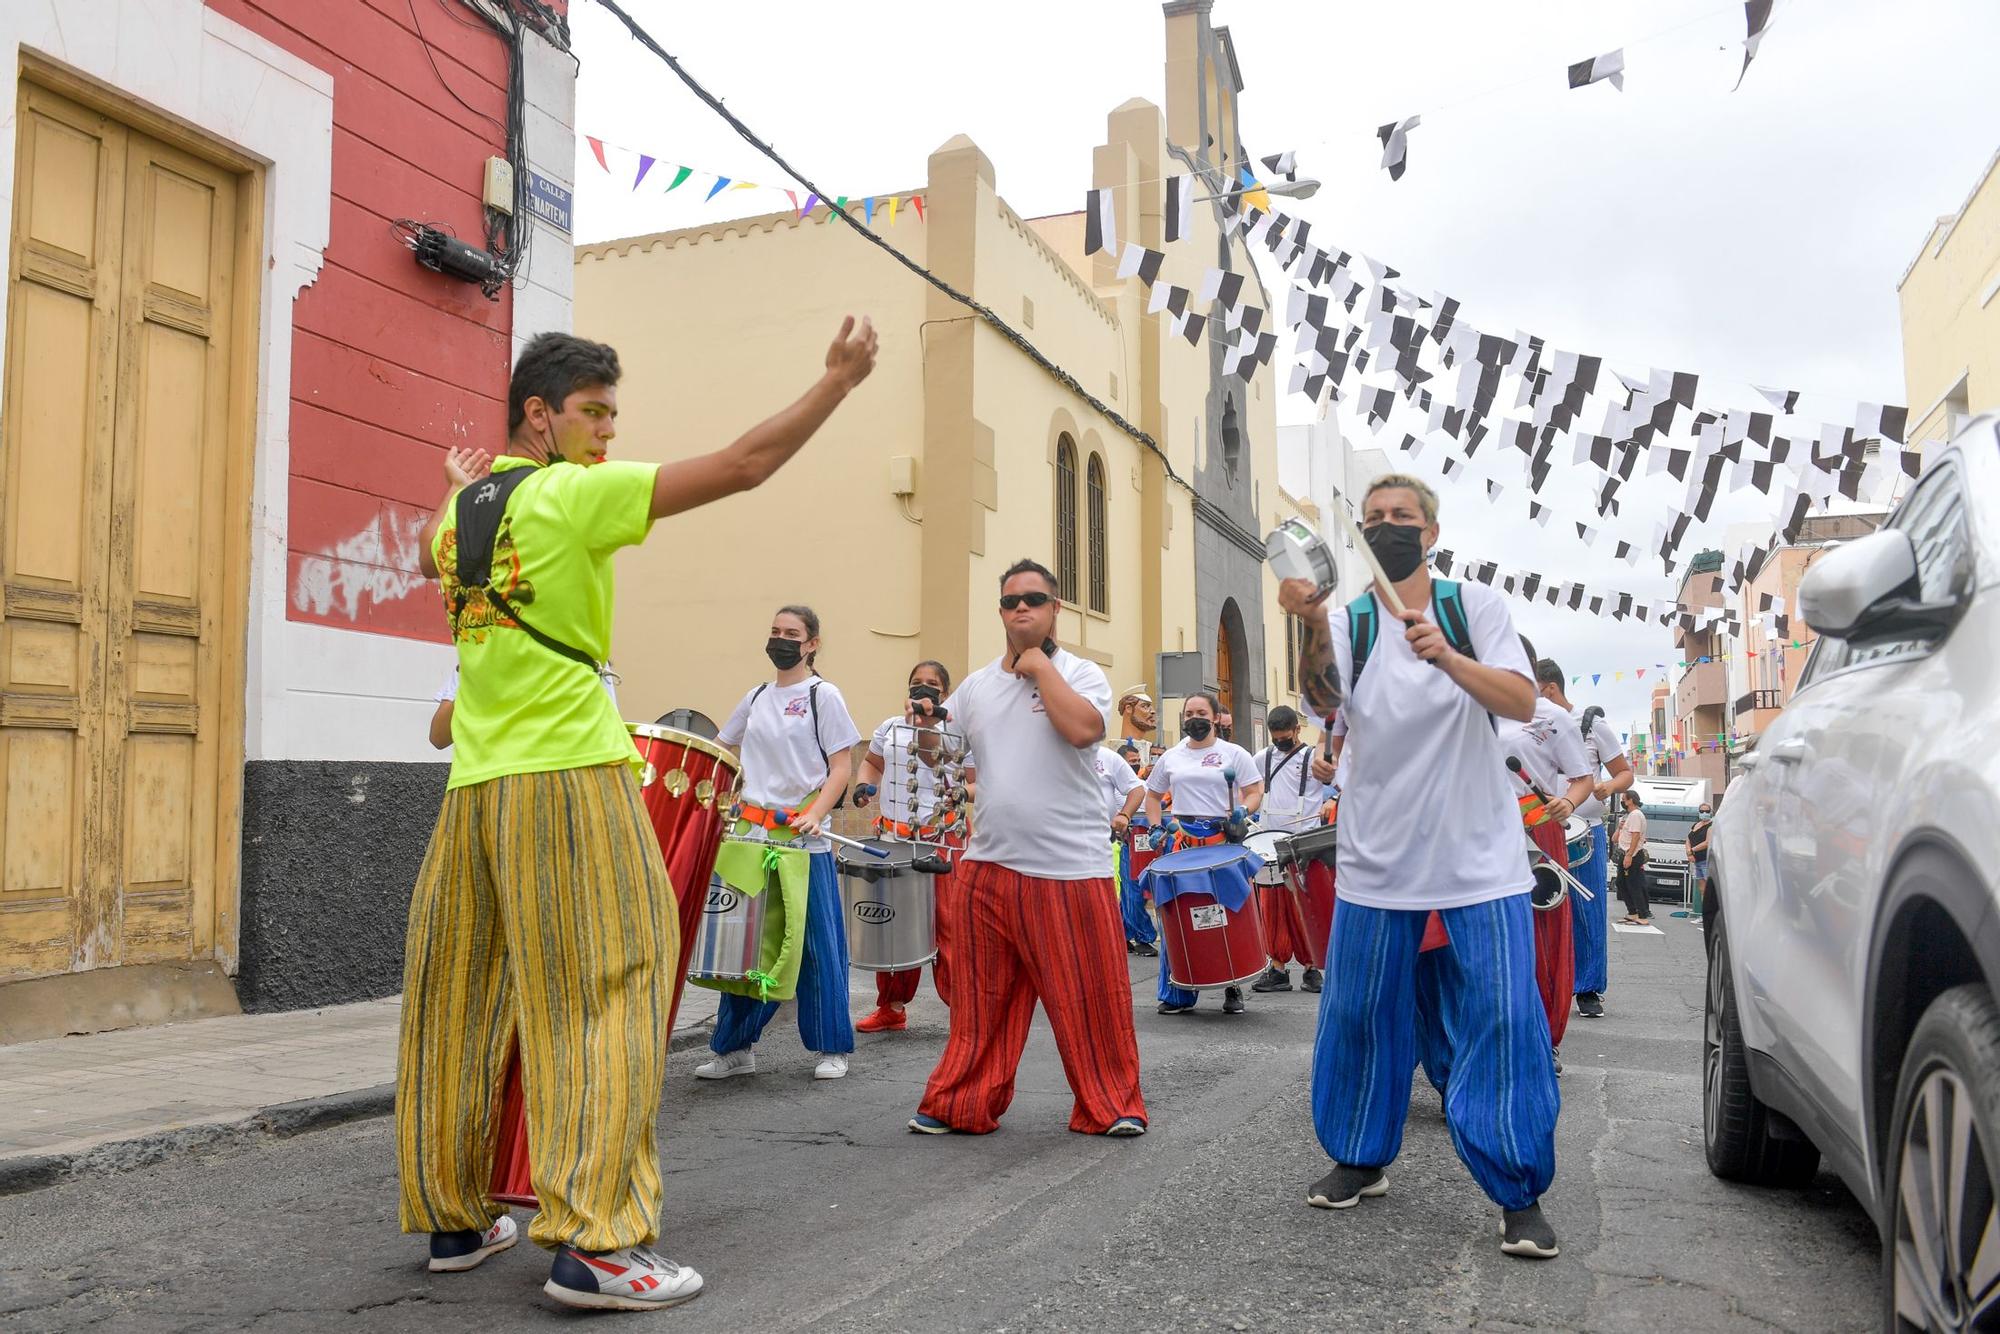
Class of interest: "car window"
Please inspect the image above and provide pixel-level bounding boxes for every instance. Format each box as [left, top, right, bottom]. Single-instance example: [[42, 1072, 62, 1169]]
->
[[1839, 464, 1967, 668]]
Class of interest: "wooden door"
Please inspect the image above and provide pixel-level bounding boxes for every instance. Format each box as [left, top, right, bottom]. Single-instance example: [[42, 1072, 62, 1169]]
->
[[1215, 615, 1236, 723], [0, 84, 242, 980]]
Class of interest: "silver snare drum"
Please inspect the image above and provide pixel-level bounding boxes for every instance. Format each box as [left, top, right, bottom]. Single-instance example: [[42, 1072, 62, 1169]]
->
[[837, 839, 937, 971], [686, 865, 769, 984], [1243, 829, 1289, 887]]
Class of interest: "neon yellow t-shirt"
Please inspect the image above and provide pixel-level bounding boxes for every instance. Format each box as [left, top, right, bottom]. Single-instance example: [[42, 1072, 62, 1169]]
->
[[433, 455, 657, 789]]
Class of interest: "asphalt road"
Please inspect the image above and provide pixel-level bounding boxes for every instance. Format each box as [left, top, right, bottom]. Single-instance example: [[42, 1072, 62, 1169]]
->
[[0, 912, 1880, 1332]]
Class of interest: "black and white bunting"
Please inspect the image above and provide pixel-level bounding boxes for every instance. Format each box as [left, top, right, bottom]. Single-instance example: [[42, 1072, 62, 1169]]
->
[[1567, 47, 1625, 92]]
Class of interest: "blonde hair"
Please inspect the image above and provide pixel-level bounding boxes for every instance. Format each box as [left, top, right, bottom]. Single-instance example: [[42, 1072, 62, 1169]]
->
[[1363, 473, 1439, 525]]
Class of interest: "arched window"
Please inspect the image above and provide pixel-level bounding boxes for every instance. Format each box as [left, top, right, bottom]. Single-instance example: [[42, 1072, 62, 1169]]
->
[[1054, 435, 1079, 604], [1086, 452, 1108, 614]]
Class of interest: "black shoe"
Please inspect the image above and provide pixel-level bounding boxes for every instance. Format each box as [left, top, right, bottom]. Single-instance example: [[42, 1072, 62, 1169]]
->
[[1133, 941, 1159, 958], [1553, 1046, 1564, 1076], [1250, 966, 1292, 993], [1301, 967, 1324, 993], [1126, 939, 1138, 954], [1157, 1000, 1194, 1015], [1576, 991, 1604, 1019], [1500, 1203, 1560, 1258], [1222, 986, 1245, 1014], [1306, 1165, 1388, 1210]]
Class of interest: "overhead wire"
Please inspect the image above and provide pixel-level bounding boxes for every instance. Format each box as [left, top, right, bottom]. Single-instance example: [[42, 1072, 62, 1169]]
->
[[587, 0, 1199, 496]]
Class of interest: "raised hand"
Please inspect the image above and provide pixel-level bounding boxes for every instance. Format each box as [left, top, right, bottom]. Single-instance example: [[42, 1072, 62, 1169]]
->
[[825, 315, 879, 391], [445, 445, 492, 490]]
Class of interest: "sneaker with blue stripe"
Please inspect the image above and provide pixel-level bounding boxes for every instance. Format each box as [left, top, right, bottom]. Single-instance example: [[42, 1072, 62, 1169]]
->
[[545, 1243, 703, 1310], [428, 1215, 517, 1272]]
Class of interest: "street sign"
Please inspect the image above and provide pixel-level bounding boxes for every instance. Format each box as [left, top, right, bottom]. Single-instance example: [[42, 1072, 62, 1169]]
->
[[525, 169, 572, 235]]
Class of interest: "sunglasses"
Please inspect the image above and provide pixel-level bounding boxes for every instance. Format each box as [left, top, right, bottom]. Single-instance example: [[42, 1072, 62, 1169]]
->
[[998, 591, 1053, 611]]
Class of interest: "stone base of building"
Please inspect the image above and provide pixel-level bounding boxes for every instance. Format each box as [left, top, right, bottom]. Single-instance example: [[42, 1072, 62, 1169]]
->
[[0, 961, 242, 1046], [235, 760, 447, 1014]]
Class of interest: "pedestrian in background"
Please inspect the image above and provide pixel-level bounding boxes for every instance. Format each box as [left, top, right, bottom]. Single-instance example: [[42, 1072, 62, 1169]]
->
[[1614, 791, 1651, 926], [1685, 799, 1713, 926]]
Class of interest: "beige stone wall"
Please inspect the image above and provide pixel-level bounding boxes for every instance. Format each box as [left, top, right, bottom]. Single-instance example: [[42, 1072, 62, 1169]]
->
[[574, 208, 931, 734], [1899, 151, 2000, 453]]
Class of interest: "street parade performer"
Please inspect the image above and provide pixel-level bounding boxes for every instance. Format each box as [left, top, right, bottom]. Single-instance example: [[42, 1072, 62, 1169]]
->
[[852, 658, 977, 1033], [695, 605, 864, 1082], [1279, 472, 1562, 1260], [909, 560, 1148, 1137], [1415, 634, 1596, 1092], [1142, 692, 1264, 1015], [1247, 705, 1326, 995], [399, 319, 877, 1311], [1533, 659, 1634, 1020]]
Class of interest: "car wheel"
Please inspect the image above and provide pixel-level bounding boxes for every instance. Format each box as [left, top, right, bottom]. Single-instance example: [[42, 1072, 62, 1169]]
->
[[1704, 921, 1822, 1186], [1884, 985, 2000, 1332]]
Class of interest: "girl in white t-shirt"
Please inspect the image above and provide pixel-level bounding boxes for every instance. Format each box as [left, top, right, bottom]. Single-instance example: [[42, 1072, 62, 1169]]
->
[[695, 605, 864, 1083], [851, 660, 977, 1034], [1140, 692, 1265, 1016]]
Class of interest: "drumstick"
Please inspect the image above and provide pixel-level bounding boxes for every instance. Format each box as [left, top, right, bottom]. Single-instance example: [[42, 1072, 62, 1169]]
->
[[1326, 495, 1408, 619], [772, 809, 891, 859]]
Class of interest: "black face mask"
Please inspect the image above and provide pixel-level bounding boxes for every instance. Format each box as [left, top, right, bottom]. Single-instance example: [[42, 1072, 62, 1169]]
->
[[1182, 718, 1213, 742], [765, 637, 805, 670], [908, 682, 942, 711], [1364, 521, 1428, 583], [1273, 735, 1298, 753], [1216, 725, 1233, 741]]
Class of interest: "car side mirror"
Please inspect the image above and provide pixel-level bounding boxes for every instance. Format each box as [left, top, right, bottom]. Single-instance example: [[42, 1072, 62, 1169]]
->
[[1799, 528, 1963, 644]]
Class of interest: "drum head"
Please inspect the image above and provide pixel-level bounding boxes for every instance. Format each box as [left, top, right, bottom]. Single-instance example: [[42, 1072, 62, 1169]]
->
[[1280, 822, 1338, 867], [1242, 830, 1287, 861], [836, 838, 918, 872]]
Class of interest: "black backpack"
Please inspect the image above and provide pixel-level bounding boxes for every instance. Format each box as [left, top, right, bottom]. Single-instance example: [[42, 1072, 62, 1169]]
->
[[449, 466, 598, 671]]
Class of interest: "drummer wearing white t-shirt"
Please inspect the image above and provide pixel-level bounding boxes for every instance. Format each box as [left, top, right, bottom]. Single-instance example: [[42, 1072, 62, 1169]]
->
[[908, 559, 1147, 1137], [851, 659, 977, 1035], [695, 605, 864, 1083], [1141, 692, 1264, 1016], [1531, 661, 1634, 1020], [1279, 472, 1562, 1260], [1246, 706, 1326, 996]]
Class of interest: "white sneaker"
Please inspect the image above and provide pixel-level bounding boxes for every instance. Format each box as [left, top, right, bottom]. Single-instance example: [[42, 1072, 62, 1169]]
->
[[813, 1053, 849, 1080], [694, 1048, 756, 1080], [545, 1243, 703, 1310], [428, 1214, 517, 1272]]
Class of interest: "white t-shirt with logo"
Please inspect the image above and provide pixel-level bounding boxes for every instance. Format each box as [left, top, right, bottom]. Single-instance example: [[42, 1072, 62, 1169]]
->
[[866, 716, 974, 831], [944, 649, 1115, 879], [718, 676, 862, 852], [1571, 708, 1628, 825], [1324, 581, 1537, 911], [1144, 738, 1260, 820], [1250, 742, 1319, 831], [1497, 698, 1593, 808], [1093, 746, 1143, 821]]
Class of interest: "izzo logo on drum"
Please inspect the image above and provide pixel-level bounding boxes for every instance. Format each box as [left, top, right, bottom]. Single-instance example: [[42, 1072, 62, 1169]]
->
[[854, 900, 896, 925], [705, 885, 741, 914]]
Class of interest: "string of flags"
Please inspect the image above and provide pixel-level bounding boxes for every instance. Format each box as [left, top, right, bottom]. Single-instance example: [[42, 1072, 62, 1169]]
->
[[1210, 187, 1912, 597], [1376, 2, 1780, 181], [582, 135, 926, 224]]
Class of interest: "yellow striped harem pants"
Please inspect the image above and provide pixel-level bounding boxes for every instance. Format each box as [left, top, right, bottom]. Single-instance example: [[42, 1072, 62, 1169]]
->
[[396, 761, 677, 1252]]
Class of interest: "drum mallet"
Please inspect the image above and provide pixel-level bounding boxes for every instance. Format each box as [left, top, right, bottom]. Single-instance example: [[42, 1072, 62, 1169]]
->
[[775, 809, 891, 859]]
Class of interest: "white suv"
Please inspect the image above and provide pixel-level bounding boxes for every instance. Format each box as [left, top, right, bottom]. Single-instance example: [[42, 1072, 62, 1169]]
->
[[1704, 414, 2000, 1330]]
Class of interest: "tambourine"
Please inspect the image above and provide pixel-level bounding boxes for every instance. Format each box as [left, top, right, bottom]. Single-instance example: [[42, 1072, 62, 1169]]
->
[[1264, 517, 1340, 599]]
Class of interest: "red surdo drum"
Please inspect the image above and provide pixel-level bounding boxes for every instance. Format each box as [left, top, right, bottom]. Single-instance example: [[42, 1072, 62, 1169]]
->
[[1275, 822, 1338, 970], [488, 723, 739, 1208], [1143, 843, 1269, 991]]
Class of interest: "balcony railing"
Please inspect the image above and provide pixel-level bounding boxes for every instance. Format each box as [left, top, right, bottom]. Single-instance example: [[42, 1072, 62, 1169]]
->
[[1735, 689, 1781, 714]]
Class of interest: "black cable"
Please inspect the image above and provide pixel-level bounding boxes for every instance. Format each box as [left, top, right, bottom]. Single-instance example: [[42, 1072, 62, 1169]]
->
[[406, 0, 508, 138], [587, 0, 1194, 495]]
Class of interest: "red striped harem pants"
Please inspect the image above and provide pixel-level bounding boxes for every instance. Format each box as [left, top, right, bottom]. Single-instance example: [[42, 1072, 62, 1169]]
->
[[916, 861, 1147, 1134]]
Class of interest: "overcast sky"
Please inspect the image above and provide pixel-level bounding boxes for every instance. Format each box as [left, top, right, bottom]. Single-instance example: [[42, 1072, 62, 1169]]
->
[[570, 0, 1999, 733]]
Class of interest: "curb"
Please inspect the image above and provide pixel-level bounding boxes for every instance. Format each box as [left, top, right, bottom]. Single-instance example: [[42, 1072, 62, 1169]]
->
[[0, 1017, 717, 1199]]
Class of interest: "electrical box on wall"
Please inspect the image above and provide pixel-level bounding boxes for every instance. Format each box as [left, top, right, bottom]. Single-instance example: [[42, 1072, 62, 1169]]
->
[[483, 157, 515, 214], [888, 455, 918, 496]]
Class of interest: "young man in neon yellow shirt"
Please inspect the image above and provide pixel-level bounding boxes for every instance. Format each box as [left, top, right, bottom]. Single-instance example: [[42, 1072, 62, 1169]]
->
[[398, 319, 876, 1311]]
